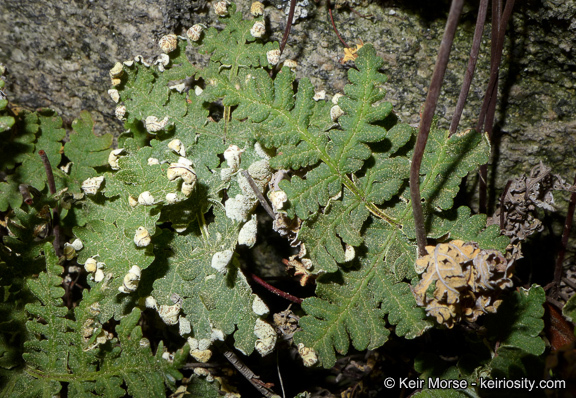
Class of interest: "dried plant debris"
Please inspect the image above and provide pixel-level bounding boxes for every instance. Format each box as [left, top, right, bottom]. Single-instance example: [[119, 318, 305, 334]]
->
[[412, 240, 515, 328], [273, 308, 300, 340], [488, 162, 576, 242]]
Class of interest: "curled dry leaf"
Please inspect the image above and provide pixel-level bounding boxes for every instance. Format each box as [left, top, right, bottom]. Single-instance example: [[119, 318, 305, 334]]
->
[[488, 162, 576, 242], [412, 240, 514, 328]]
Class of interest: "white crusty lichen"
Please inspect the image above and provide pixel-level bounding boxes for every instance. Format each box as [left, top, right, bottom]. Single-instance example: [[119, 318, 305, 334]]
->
[[313, 90, 326, 101], [236, 161, 271, 202], [214, 0, 229, 16], [252, 295, 269, 316], [225, 194, 256, 222], [297, 343, 318, 367], [162, 351, 175, 363], [238, 215, 258, 248], [169, 82, 187, 93], [187, 24, 204, 41], [84, 257, 98, 273], [254, 142, 272, 160], [118, 265, 141, 293], [284, 59, 298, 70], [70, 238, 83, 252], [269, 190, 287, 211], [138, 191, 155, 206], [251, 1, 264, 16], [133, 226, 151, 247], [179, 316, 192, 336], [247, 159, 272, 183], [107, 89, 120, 103], [144, 296, 158, 310], [167, 162, 196, 185], [250, 21, 266, 38], [181, 181, 195, 196], [154, 54, 170, 72], [134, 55, 150, 67], [145, 115, 169, 132], [81, 176, 105, 195], [128, 195, 138, 207], [254, 319, 277, 356], [211, 249, 233, 273], [191, 349, 212, 363], [220, 167, 235, 182], [344, 244, 355, 262], [158, 34, 178, 53], [266, 49, 280, 66], [168, 139, 186, 157], [224, 145, 244, 170], [187, 338, 212, 362], [115, 105, 127, 121], [108, 148, 125, 170], [211, 328, 225, 342], [165, 192, 182, 204], [109, 62, 123, 85], [94, 268, 105, 283], [158, 301, 181, 326], [330, 105, 344, 121]]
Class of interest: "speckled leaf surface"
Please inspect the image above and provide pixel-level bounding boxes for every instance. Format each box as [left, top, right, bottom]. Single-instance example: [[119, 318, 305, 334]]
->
[[149, 207, 258, 355], [0, 244, 186, 397]]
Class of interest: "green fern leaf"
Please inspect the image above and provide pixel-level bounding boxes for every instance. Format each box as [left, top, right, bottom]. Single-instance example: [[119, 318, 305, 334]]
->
[[297, 195, 366, 274], [63, 111, 113, 192], [201, 3, 272, 70], [418, 128, 490, 211], [72, 190, 159, 321], [485, 285, 545, 356], [149, 207, 259, 355], [104, 139, 180, 201], [0, 94, 15, 134], [4, 244, 186, 397], [426, 206, 510, 252], [295, 219, 433, 368], [17, 110, 66, 193]]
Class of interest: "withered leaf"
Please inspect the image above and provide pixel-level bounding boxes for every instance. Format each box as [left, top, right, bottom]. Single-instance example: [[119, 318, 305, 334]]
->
[[412, 240, 513, 328]]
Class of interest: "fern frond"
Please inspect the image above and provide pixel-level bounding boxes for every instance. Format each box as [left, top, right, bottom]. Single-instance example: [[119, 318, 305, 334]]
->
[[2, 244, 186, 397]]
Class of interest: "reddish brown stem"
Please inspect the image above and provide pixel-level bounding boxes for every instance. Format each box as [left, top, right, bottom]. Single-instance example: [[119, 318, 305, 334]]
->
[[328, 5, 350, 48], [249, 272, 303, 304], [551, 174, 576, 300], [410, 0, 464, 256], [279, 0, 297, 54], [478, 0, 515, 213], [449, 0, 489, 136], [38, 150, 61, 257], [38, 150, 56, 195]]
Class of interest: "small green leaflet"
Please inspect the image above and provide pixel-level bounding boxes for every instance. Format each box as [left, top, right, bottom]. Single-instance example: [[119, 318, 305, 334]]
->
[[64, 111, 113, 192]]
